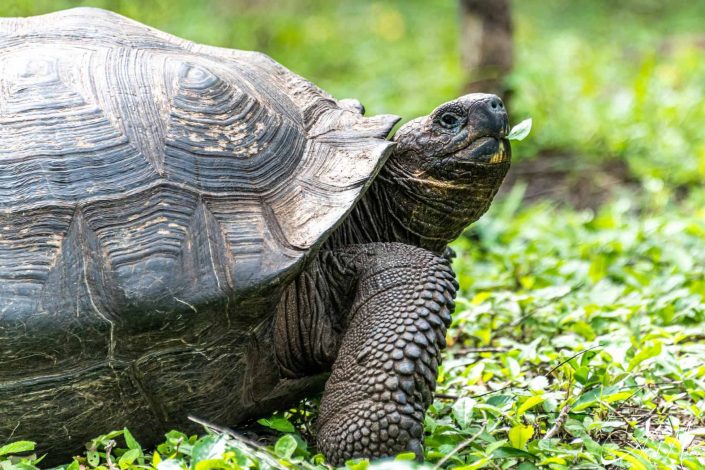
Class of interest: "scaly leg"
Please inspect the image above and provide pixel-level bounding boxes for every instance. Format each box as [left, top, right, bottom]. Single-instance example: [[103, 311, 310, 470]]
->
[[315, 243, 457, 464]]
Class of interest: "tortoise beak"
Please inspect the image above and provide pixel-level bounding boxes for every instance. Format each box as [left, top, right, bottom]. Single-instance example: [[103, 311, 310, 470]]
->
[[455, 136, 511, 164], [459, 94, 512, 164], [489, 138, 511, 164]]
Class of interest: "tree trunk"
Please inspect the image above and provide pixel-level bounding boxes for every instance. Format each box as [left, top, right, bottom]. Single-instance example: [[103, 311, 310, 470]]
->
[[459, 0, 514, 102]]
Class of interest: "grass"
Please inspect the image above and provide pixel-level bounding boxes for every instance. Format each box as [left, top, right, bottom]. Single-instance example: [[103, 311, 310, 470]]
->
[[1, 0, 704, 468]]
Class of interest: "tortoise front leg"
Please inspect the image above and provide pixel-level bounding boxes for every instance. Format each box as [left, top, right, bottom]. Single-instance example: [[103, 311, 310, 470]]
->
[[316, 243, 457, 464]]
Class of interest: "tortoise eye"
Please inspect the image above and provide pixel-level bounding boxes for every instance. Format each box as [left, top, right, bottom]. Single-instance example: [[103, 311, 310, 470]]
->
[[438, 111, 465, 129]]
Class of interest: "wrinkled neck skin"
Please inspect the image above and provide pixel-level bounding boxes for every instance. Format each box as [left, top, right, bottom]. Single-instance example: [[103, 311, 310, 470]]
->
[[327, 146, 510, 254]]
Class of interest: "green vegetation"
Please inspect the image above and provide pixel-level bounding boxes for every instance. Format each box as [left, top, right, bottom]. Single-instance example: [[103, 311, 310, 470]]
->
[[512, 1, 705, 186], [1, 0, 704, 468]]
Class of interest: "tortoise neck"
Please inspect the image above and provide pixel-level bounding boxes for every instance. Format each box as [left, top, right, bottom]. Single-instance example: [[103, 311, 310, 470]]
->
[[326, 178, 413, 249], [327, 154, 509, 253], [326, 166, 452, 254]]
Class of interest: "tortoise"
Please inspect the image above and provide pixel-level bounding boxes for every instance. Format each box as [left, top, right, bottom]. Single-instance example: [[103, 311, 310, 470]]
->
[[0, 7, 511, 465]]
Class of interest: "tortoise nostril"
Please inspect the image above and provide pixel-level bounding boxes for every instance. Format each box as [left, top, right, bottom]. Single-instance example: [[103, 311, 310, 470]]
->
[[486, 97, 506, 116]]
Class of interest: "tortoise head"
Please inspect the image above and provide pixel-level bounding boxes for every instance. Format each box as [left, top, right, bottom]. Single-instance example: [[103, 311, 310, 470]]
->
[[383, 94, 511, 252]]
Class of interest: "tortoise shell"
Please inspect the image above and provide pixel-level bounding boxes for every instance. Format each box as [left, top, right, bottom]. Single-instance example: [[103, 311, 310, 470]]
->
[[0, 7, 398, 457]]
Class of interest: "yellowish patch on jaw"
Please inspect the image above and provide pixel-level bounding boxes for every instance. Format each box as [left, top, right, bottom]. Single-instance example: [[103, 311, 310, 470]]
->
[[488, 145, 509, 164]]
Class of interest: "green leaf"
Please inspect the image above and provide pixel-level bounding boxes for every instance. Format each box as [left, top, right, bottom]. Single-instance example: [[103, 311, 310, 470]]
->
[[452, 397, 476, 428], [573, 385, 626, 411], [164, 430, 189, 443], [123, 428, 141, 451], [492, 446, 536, 459], [274, 434, 297, 460], [455, 457, 491, 469], [158, 431, 193, 457], [394, 452, 417, 461], [628, 341, 662, 371], [152, 450, 162, 467], [118, 448, 141, 469], [613, 449, 656, 470], [517, 463, 540, 470], [580, 349, 599, 366], [508, 424, 534, 450], [191, 436, 227, 464], [507, 118, 532, 141], [66, 460, 80, 470], [486, 395, 513, 407], [517, 395, 545, 417], [588, 254, 608, 282], [257, 414, 296, 433], [156, 459, 185, 470], [574, 365, 590, 384], [0, 442, 35, 457], [484, 439, 508, 456], [345, 458, 369, 470], [89, 430, 124, 449], [194, 459, 229, 470], [86, 450, 100, 468]]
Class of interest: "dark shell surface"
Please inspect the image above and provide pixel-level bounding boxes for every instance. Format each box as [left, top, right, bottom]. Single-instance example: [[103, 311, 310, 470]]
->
[[0, 7, 398, 458]]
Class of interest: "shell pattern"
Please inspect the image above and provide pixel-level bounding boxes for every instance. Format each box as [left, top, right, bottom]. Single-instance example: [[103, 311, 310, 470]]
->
[[0, 7, 398, 453]]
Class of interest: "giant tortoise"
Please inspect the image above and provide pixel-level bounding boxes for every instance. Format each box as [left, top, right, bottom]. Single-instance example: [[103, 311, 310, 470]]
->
[[0, 8, 511, 465]]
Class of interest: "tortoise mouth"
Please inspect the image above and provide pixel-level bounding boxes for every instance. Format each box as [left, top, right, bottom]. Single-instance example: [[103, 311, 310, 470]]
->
[[456, 136, 511, 164]]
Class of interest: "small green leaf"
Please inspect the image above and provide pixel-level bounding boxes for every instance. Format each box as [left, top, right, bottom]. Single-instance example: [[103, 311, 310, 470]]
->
[[486, 395, 513, 407], [628, 341, 662, 371], [484, 439, 508, 456], [66, 460, 80, 470], [456, 457, 491, 469], [123, 428, 141, 451], [452, 397, 476, 428], [574, 365, 590, 384], [195, 459, 227, 470], [118, 448, 141, 469], [508, 424, 534, 450], [274, 434, 297, 460], [191, 435, 227, 464], [492, 446, 536, 459], [507, 118, 532, 141], [517, 462, 540, 470], [158, 431, 193, 457], [0, 441, 35, 457], [345, 459, 369, 470], [90, 430, 124, 449], [86, 450, 100, 468], [257, 414, 296, 433], [156, 459, 185, 470], [517, 395, 545, 417], [573, 385, 622, 411], [164, 431, 189, 443]]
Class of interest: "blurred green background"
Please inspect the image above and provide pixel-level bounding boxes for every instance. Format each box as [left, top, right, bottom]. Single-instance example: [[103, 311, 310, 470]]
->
[[3, 0, 705, 190]]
